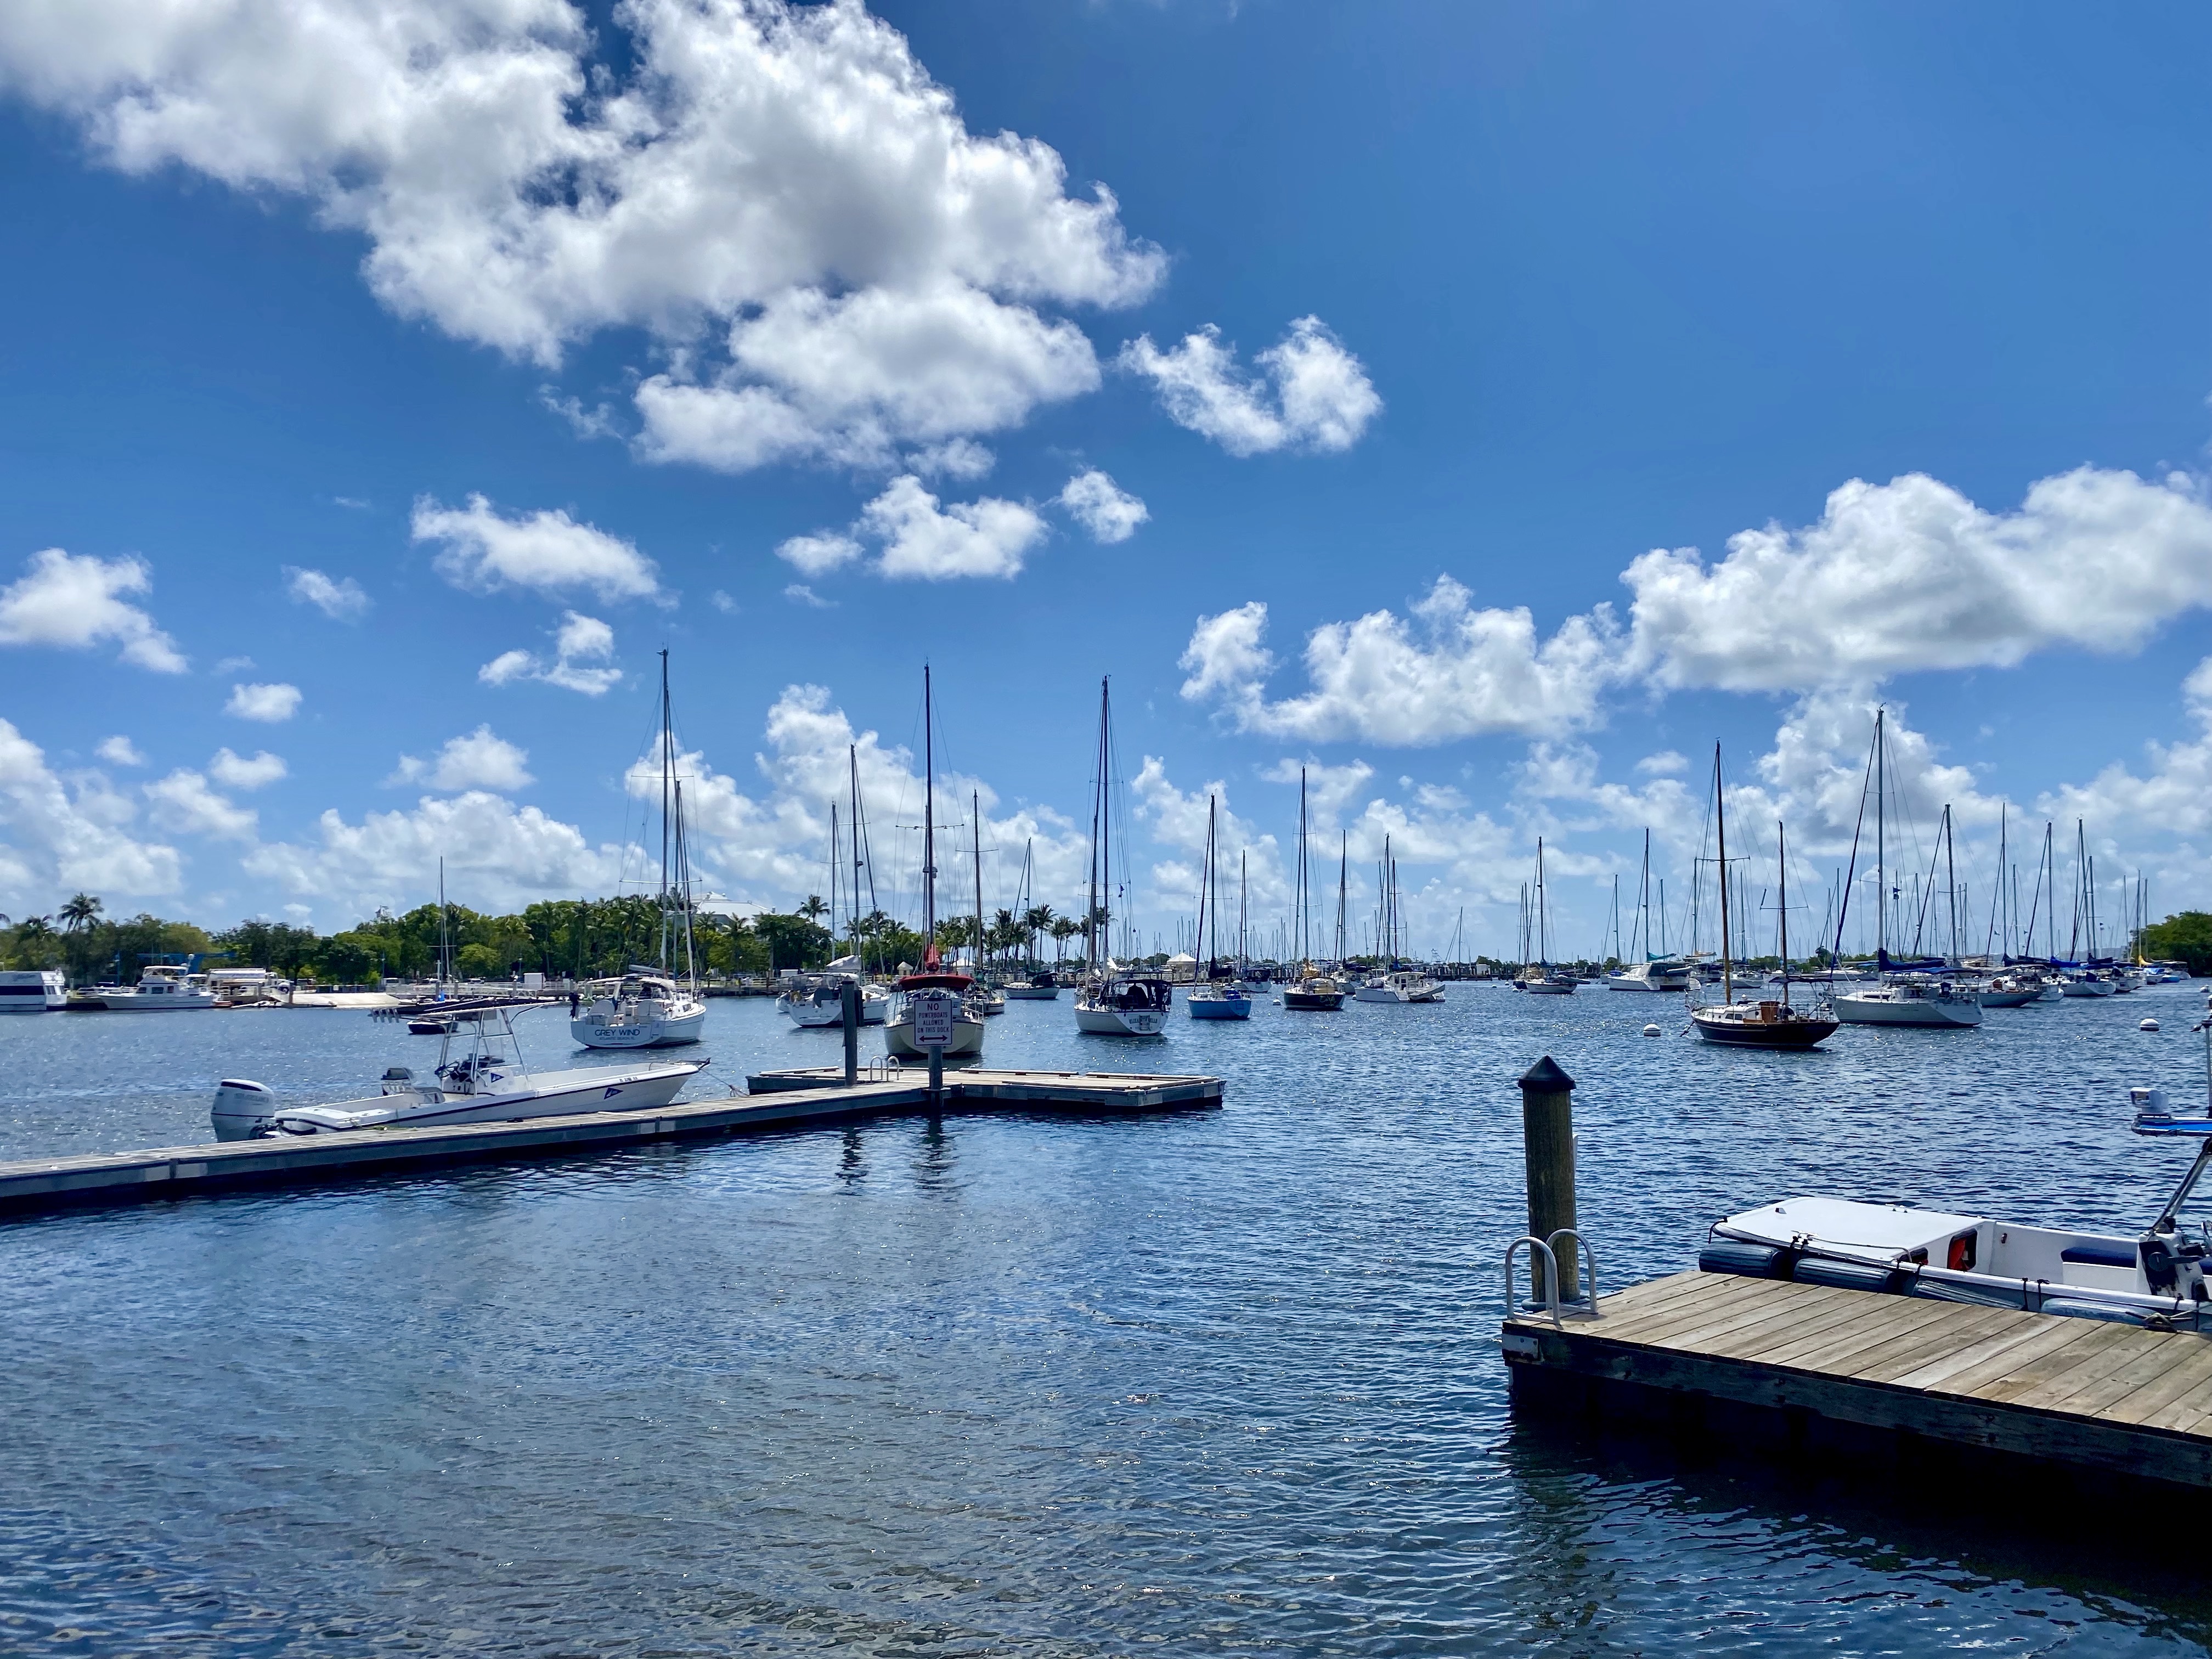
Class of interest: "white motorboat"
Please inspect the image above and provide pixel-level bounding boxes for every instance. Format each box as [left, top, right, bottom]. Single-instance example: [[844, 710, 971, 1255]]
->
[[105, 964, 218, 1011], [1076, 971, 1171, 1035], [1833, 975, 1984, 1028], [1003, 972, 1060, 1000], [0, 969, 65, 1012], [575, 652, 707, 1051], [1701, 1054, 2212, 1332], [213, 1003, 705, 1140], [572, 969, 708, 1048], [1605, 958, 1694, 992]]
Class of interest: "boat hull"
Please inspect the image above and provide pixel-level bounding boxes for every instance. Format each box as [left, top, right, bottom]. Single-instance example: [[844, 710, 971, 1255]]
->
[[1692, 1011, 1840, 1047], [1075, 1002, 1168, 1035], [213, 1061, 707, 1141], [1521, 981, 1576, 996], [1976, 988, 2042, 1008], [1833, 991, 1983, 1028], [1281, 989, 1344, 1011], [1002, 984, 1059, 1000], [572, 1005, 707, 1047], [884, 1014, 985, 1058], [1186, 992, 1251, 1020]]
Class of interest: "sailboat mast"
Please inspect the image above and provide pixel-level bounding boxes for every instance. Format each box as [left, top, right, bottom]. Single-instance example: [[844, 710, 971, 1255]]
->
[[1198, 796, 1215, 968], [1874, 707, 1886, 964], [973, 791, 985, 980], [1239, 850, 1249, 970], [1086, 679, 1103, 972], [1714, 743, 1733, 1005], [1943, 806, 1958, 963], [1336, 832, 1348, 967], [849, 745, 862, 948], [1537, 838, 1549, 970], [922, 665, 936, 950], [1296, 769, 1311, 964], [1778, 819, 1790, 1000]]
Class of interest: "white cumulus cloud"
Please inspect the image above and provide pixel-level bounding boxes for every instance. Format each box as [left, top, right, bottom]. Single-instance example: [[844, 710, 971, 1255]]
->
[[208, 748, 286, 789], [95, 736, 145, 767], [477, 611, 621, 696], [1623, 467, 2212, 692], [226, 682, 302, 723], [860, 475, 1047, 581], [775, 532, 865, 579], [145, 768, 257, 841], [0, 548, 187, 672], [1119, 316, 1380, 457], [1180, 579, 1618, 743], [413, 495, 661, 601], [284, 565, 370, 619], [1058, 469, 1148, 544], [0, 0, 1163, 471], [0, 719, 181, 902], [388, 724, 535, 793]]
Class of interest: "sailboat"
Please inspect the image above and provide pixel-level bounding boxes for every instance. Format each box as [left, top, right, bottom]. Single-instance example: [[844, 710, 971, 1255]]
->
[[966, 791, 1005, 1016], [1075, 677, 1172, 1034], [1281, 767, 1346, 1011], [572, 651, 709, 1049], [1604, 830, 1694, 991], [1518, 838, 1576, 994], [1689, 754, 1838, 1047], [1353, 834, 1443, 1002], [1188, 795, 1252, 1020], [1003, 837, 1059, 998], [1832, 709, 1983, 1029], [887, 667, 987, 1059]]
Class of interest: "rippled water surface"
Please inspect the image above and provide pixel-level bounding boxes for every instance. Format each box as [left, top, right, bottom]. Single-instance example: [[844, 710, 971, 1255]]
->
[[7, 985, 2212, 1655]]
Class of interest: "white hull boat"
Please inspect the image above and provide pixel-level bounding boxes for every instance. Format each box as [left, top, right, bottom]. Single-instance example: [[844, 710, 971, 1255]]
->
[[1604, 960, 1694, 992], [105, 965, 217, 1011], [1518, 975, 1577, 996], [572, 970, 707, 1048], [1004, 978, 1060, 1000], [776, 975, 890, 1028], [2062, 972, 2119, 998], [0, 969, 65, 1012], [213, 1005, 706, 1140], [884, 998, 986, 1058], [1076, 973, 1171, 1035], [1833, 978, 1983, 1027], [1354, 970, 1444, 1003]]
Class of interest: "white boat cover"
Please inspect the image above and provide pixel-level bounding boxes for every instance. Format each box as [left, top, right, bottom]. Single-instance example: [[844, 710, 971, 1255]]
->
[[1716, 1197, 1984, 1263]]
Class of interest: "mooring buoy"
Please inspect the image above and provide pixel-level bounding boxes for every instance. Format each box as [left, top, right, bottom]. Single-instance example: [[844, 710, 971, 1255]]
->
[[2141, 1018, 2160, 1032], [1643, 1023, 1661, 1037]]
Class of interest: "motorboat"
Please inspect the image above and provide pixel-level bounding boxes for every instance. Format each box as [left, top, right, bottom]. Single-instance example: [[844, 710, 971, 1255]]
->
[[1604, 958, 1694, 992], [1833, 975, 1984, 1028], [0, 969, 65, 1012], [105, 964, 217, 1011], [1187, 983, 1252, 1019], [206, 966, 286, 1007], [1076, 970, 1171, 1035], [1003, 971, 1060, 1000], [1282, 967, 1346, 1011], [1700, 1052, 2212, 1332], [213, 1003, 706, 1141]]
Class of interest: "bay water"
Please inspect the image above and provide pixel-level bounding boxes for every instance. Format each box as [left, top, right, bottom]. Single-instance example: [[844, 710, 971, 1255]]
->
[[4, 984, 2210, 1654]]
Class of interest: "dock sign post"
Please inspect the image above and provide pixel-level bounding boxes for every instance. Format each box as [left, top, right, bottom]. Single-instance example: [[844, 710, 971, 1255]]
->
[[911, 989, 955, 1109]]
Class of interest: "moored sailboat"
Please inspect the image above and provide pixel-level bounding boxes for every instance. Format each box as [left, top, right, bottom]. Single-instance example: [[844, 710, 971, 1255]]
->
[[886, 667, 986, 1059], [1688, 759, 1838, 1048], [1187, 795, 1252, 1020]]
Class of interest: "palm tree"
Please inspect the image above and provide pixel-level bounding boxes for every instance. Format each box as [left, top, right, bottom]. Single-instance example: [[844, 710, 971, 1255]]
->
[[1047, 915, 1082, 964], [1023, 904, 1054, 965], [798, 894, 828, 926], [59, 893, 101, 932]]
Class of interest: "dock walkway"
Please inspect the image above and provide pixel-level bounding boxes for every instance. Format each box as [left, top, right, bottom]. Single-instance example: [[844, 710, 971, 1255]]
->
[[0, 1068, 1222, 1219], [1505, 1268, 2212, 1489]]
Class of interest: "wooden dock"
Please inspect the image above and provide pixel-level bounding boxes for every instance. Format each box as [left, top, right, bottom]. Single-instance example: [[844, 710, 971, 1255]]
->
[[1505, 1268, 2212, 1489], [0, 1068, 1222, 1218]]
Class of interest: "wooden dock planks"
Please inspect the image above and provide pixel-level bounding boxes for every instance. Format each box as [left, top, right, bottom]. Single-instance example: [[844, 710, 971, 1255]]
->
[[1504, 1269, 2212, 1488], [0, 1067, 1223, 1219]]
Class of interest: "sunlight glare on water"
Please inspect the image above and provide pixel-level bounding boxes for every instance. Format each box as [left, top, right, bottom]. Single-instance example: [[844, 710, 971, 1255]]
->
[[4, 984, 2212, 1654]]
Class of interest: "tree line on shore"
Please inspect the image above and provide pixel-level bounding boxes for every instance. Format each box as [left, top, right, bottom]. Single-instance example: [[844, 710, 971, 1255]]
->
[[0, 891, 1103, 984]]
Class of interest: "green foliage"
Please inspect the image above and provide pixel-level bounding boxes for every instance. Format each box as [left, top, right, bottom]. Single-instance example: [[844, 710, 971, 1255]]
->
[[2144, 912, 2212, 975], [754, 911, 833, 972]]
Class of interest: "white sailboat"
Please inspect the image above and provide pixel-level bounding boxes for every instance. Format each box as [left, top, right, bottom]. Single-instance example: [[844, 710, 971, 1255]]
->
[[1604, 830, 1693, 990], [1517, 839, 1576, 995], [215, 1002, 704, 1140], [573, 651, 708, 1049], [1279, 768, 1345, 1012], [887, 667, 986, 1059], [1075, 676, 1170, 1035], [1354, 834, 1442, 1002]]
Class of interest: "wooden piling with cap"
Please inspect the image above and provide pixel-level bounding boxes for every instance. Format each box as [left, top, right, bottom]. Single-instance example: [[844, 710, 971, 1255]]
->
[[1519, 1054, 1577, 1300]]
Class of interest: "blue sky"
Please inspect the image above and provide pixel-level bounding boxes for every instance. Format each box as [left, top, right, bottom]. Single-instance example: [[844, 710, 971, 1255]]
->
[[1, 0, 2209, 961]]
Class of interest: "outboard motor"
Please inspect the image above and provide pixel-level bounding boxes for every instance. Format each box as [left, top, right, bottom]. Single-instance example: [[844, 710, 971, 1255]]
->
[[380, 1066, 414, 1096], [211, 1078, 275, 1141], [2140, 1229, 2211, 1301]]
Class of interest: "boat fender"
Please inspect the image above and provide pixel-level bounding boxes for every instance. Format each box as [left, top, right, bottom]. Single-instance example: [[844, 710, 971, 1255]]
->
[[1697, 1239, 1788, 1279], [1792, 1255, 1903, 1295]]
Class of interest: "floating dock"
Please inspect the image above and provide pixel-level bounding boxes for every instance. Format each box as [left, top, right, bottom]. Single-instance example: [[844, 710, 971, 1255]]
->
[[0, 1068, 1222, 1218], [1504, 1268, 2212, 1489]]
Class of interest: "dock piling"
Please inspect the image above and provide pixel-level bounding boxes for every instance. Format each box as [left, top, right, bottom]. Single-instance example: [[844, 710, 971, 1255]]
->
[[842, 979, 859, 1084], [1519, 1055, 1578, 1301]]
